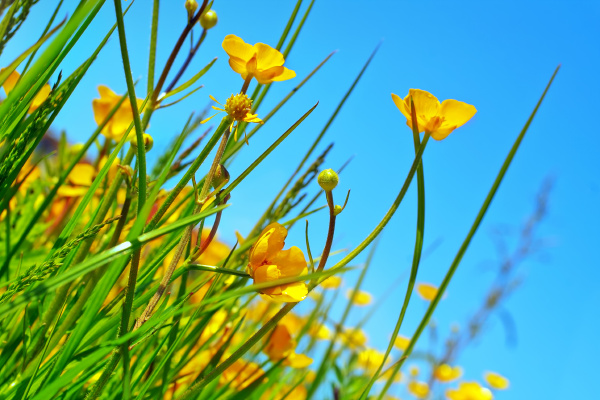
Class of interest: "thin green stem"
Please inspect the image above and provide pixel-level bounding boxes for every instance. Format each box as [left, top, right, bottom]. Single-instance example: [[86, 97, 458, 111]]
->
[[113, 0, 147, 212]]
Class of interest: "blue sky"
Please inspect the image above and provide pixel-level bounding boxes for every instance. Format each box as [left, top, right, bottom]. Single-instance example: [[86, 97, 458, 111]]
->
[[5, 0, 600, 398]]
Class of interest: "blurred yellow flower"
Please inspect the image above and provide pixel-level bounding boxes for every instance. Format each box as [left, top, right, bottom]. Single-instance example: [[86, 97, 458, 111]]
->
[[416, 282, 439, 301], [264, 323, 312, 368], [445, 382, 493, 400], [434, 364, 463, 382], [346, 289, 373, 306], [394, 335, 411, 351], [220, 359, 265, 390], [392, 89, 476, 141], [57, 163, 96, 198], [484, 372, 509, 390], [92, 85, 144, 141], [320, 275, 342, 289], [358, 348, 386, 373], [308, 323, 330, 340], [247, 222, 308, 302], [339, 327, 367, 349], [260, 384, 307, 400], [222, 34, 295, 84], [2, 69, 50, 113], [407, 381, 430, 399]]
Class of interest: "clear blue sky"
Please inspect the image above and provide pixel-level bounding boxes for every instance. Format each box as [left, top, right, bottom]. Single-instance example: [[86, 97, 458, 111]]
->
[[5, 0, 599, 398]]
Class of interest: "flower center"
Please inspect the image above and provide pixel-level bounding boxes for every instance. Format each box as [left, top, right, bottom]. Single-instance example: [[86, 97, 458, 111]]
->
[[224, 93, 253, 121]]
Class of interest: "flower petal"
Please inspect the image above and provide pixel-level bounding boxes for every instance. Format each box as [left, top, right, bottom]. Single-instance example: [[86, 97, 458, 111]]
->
[[2, 70, 20, 94], [249, 223, 287, 267], [440, 99, 477, 130], [222, 35, 255, 63], [272, 246, 307, 278], [254, 42, 285, 69], [408, 89, 440, 121], [253, 264, 281, 285]]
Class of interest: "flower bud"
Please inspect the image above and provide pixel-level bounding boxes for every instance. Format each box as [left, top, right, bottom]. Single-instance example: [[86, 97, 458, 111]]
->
[[69, 143, 85, 156], [333, 205, 343, 216], [212, 164, 230, 188], [200, 9, 218, 29], [185, 0, 198, 21], [317, 168, 338, 191], [130, 133, 154, 152]]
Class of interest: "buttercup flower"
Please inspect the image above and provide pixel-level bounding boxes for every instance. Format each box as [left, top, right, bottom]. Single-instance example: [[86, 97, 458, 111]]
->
[[320, 275, 342, 289], [264, 322, 312, 368], [408, 381, 430, 399], [92, 85, 144, 141], [346, 289, 373, 306], [2, 69, 51, 113], [201, 93, 262, 142], [357, 348, 386, 373], [247, 222, 308, 302], [220, 359, 265, 390], [416, 282, 439, 301], [434, 364, 463, 382], [222, 34, 295, 84], [394, 335, 411, 351], [484, 371, 509, 390], [446, 381, 493, 400], [392, 89, 476, 140]]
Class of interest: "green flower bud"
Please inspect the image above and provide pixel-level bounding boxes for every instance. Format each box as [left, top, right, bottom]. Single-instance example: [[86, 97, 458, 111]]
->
[[212, 164, 230, 188], [333, 205, 343, 216], [200, 9, 218, 29], [69, 143, 85, 156], [131, 133, 154, 152], [317, 168, 338, 191]]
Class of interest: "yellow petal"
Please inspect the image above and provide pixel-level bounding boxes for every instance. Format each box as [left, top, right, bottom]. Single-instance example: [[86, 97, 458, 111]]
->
[[29, 83, 51, 112], [222, 35, 256, 63], [253, 264, 281, 284], [68, 163, 96, 186], [416, 282, 438, 301], [484, 371, 509, 390], [249, 223, 287, 268], [254, 42, 285, 69], [277, 282, 308, 302], [434, 364, 462, 382], [391, 93, 412, 123], [270, 66, 296, 82], [320, 275, 342, 289], [394, 335, 411, 351], [408, 88, 440, 120], [97, 85, 119, 100], [285, 352, 313, 368], [2, 69, 20, 94], [272, 246, 307, 278], [407, 381, 429, 399], [346, 289, 373, 306]]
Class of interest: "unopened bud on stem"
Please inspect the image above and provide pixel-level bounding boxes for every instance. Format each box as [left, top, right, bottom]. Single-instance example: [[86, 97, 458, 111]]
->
[[131, 133, 154, 152], [200, 9, 218, 29], [318, 168, 339, 191]]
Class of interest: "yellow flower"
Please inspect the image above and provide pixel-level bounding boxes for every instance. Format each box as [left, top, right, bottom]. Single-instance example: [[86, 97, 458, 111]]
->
[[434, 364, 463, 382], [247, 222, 308, 302], [220, 359, 265, 390], [484, 372, 509, 390], [57, 163, 96, 198], [416, 282, 439, 301], [201, 93, 262, 142], [2, 69, 51, 113], [260, 384, 307, 400], [308, 323, 330, 340], [339, 327, 367, 349], [445, 382, 493, 400], [394, 335, 411, 351], [264, 323, 312, 368], [222, 34, 295, 84], [357, 348, 386, 373], [92, 85, 144, 141], [392, 89, 476, 141], [346, 289, 373, 306], [320, 275, 342, 289], [408, 381, 430, 399]]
